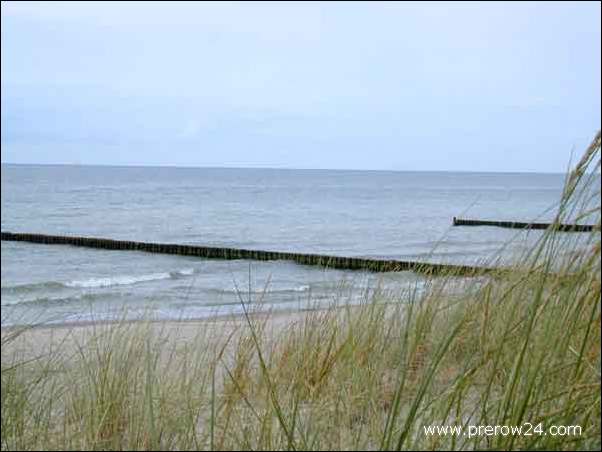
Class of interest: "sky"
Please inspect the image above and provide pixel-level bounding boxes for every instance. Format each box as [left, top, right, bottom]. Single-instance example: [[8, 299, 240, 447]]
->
[[1, 1, 600, 172]]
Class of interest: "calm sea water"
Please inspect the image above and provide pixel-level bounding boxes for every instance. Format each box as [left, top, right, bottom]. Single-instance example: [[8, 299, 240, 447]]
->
[[0, 164, 587, 325]]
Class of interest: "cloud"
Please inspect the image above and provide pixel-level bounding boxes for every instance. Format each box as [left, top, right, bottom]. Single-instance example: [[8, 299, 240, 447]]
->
[[1, 2, 600, 171], [1, 1, 324, 40]]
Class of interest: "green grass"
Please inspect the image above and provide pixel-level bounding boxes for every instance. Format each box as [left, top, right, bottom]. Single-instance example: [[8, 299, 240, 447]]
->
[[1, 132, 600, 450]]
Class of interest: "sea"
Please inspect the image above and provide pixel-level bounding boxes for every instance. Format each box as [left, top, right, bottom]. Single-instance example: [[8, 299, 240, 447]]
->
[[0, 164, 595, 326]]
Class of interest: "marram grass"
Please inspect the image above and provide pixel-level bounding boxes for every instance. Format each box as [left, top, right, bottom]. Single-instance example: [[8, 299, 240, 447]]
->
[[1, 133, 600, 451]]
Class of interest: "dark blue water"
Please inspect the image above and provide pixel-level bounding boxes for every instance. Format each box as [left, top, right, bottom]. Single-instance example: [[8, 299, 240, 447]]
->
[[0, 164, 585, 325]]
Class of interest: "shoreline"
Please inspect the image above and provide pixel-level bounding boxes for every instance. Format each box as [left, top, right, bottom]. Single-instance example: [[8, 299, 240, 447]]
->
[[1, 305, 317, 333], [0, 295, 369, 332]]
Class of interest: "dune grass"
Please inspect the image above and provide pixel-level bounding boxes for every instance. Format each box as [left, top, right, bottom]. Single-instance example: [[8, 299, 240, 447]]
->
[[1, 133, 600, 451]]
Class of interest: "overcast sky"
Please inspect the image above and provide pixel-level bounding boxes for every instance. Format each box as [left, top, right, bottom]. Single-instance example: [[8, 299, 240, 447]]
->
[[1, 1, 600, 172]]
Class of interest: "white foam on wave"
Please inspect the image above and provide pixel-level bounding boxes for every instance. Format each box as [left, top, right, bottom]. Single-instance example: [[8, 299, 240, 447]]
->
[[177, 268, 195, 276], [1, 268, 198, 296], [65, 272, 172, 288], [65, 268, 196, 289]]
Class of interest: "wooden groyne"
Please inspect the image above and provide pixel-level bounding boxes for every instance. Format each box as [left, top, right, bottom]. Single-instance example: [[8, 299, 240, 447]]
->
[[452, 217, 597, 233], [1, 231, 495, 276]]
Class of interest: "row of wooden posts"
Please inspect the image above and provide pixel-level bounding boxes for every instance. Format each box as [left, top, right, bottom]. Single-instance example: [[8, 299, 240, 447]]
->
[[1, 231, 492, 276], [4, 217, 595, 276], [452, 217, 597, 232]]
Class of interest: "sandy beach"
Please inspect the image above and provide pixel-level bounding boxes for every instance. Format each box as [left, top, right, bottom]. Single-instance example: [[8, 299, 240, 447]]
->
[[1, 308, 320, 365]]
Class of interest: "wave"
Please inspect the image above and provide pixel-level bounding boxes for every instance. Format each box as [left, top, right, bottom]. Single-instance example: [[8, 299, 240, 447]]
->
[[65, 273, 172, 288], [2, 268, 197, 293], [2, 281, 65, 294], [173, 268, 195, 277], [1, 291, 109, 307], [65, 268, 196, 288]]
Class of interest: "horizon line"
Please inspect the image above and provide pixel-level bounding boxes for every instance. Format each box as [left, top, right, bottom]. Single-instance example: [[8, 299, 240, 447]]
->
[[0, 161, 569, 175]]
